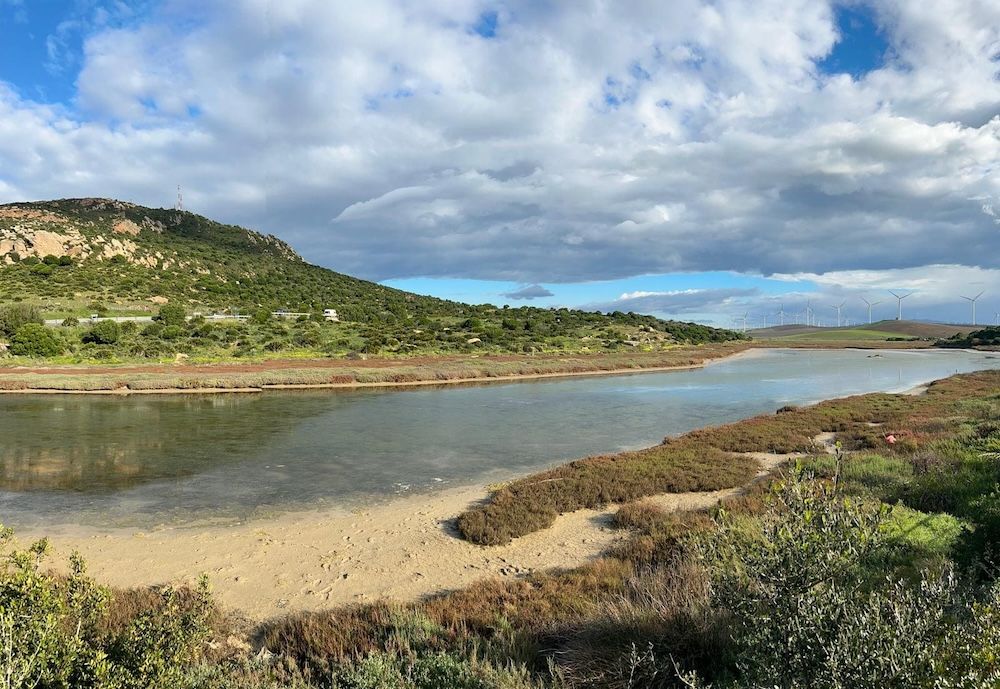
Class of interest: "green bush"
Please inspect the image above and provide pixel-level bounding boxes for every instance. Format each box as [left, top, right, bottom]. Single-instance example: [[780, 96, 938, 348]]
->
[[679, 472, 1000, 688], [62, 316, 80, 327], [160, 325, 186, 340], [83, 319, 122, 345], [156, 304, 187, 327], [10, 323, 63, 357], [329, 652, 544, 689], [0, 302, 43, 338], [142, 322, 165, 338], [0, 525, 214, 689]]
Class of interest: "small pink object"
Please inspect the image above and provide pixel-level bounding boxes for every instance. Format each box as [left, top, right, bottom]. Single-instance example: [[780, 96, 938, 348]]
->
[[885, 434, 897, 444]]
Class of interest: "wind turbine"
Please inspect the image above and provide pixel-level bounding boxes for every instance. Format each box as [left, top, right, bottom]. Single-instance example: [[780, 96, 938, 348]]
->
[[806, 300, 814, 326], [860, 297, 883, 325], [888, 290, 912, 321], [829, 301, 846, 328], [776, 304, 785, 326], [742, 311, 749, 333], [960, 291, 984, 326]]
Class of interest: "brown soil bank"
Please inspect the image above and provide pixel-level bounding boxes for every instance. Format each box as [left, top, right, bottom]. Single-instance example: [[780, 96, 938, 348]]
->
[[0, 343, 751, 393]]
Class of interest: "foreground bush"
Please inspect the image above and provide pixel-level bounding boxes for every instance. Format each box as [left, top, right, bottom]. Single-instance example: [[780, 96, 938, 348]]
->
[[0, 525, 213, 689], [678, 472, 1000, 688]]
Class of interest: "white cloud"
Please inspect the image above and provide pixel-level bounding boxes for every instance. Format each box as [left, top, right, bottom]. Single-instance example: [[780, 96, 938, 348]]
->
[[0, 0, 996, 303]]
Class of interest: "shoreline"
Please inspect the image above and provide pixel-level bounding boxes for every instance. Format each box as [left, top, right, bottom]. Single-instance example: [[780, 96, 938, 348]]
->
[[0, 345, 760, 395], [0, 343, 974, 396], [19, 452, 789, 621], [12, 366, 980, 620]]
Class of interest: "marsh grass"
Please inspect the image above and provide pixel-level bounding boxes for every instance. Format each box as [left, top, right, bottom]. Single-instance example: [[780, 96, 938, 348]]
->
[[459, 371, 1000, 545], [457, 443, 758, 545]]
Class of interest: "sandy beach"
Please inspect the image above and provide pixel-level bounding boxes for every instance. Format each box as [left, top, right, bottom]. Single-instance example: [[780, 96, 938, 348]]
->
[[20, 452, 786, 621]]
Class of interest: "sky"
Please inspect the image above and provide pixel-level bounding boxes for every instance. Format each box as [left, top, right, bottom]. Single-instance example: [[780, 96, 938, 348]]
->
[[0, 1, 998, 328]]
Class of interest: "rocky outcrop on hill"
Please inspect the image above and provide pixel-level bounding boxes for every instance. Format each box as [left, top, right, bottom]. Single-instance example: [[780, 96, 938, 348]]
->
[[0, 199, 302, 269], [0, 207, 147, 265]]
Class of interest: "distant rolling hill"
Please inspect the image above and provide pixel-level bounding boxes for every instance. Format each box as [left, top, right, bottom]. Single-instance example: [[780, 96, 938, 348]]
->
[[750, 320, 977, 341]]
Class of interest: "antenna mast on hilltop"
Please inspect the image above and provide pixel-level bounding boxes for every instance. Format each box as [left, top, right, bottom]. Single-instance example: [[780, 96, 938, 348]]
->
[[175, 185, 184, 212]]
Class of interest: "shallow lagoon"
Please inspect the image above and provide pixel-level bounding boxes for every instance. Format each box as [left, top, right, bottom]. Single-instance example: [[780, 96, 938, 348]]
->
[[1, 348, 997, 528]]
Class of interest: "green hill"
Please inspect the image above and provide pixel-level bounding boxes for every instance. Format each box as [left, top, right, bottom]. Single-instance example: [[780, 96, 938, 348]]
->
[[0, 198, 741, 360], [0, 198, 453, 321]]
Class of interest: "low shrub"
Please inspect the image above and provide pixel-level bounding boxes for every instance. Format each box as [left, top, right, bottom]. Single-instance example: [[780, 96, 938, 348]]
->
[[10, 322, 63, 357], [458, 443, 757, 545], [83, 319, 122, 344], [675, 472, 1000, 688], [0, 525, 215, 688], [329, 652, 544, 689], [156, 304, 187, 327], [0, 302, 42, 338]]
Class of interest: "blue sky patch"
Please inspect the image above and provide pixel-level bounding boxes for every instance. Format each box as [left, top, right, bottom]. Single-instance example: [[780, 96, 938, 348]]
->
[[472, 10, 498, 38], [383, 272, 815, 326], [818, 4, 890, 78], [0, 1, 153, 105]]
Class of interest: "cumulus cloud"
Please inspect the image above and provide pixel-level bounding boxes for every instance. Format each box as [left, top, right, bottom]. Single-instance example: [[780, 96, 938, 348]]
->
[[0, 0, 997, 289], [501, 284, 554, 300]]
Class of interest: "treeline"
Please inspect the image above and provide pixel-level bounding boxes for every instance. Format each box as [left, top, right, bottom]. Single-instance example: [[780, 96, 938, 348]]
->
[[939, 326, 1000, 348], [0, 302, 743, 361]]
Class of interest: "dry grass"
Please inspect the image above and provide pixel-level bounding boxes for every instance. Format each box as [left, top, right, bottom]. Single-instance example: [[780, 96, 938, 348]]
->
[[544, 559, 724, 688]]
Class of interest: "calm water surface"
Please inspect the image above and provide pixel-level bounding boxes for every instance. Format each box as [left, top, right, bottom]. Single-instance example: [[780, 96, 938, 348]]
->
[[1, 348, 998, 528]]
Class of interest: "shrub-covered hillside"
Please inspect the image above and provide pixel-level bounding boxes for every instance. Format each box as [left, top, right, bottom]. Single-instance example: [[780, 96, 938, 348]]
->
[[939, 326, 1000, 349], [0, 198, 742, 360]]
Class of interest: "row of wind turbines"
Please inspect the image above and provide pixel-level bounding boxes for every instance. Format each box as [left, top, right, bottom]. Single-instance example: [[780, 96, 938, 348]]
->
[[733, 290, 993, 332]]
